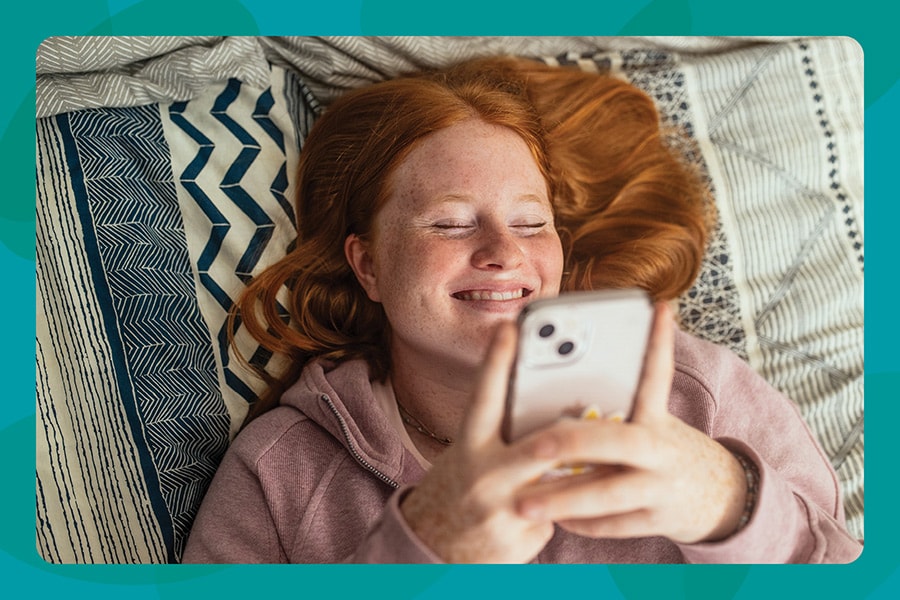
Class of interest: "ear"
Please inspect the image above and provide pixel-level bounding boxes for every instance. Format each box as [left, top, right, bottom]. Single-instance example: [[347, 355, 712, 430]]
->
[[344, 234, 382, 303]]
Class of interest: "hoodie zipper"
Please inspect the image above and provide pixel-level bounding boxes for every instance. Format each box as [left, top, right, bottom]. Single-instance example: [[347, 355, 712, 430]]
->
[[320, 393, 400, 489]]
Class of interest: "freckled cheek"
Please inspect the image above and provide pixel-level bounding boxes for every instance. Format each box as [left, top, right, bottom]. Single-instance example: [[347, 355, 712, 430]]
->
[[378, 239, 454, 290], [528, 236, 565, 281]]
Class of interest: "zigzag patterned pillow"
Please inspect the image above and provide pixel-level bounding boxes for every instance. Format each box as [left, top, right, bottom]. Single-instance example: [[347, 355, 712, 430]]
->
[[35, 66, 315, 563]]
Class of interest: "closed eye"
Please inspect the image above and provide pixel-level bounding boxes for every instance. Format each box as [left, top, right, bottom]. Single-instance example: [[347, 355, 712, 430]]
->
[[431, 222, 475, 237], [512, 222, 549, 234], [513, 222, 547, 228], [433, 223, 473, 229]]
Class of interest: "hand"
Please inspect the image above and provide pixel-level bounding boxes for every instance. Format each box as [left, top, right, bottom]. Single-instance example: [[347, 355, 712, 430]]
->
[[399, 322, 560, 563], [514, 302, 749, 544]]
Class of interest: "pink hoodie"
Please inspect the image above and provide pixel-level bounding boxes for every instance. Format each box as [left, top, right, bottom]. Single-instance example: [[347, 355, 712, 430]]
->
[[182, 329, 862, 563]]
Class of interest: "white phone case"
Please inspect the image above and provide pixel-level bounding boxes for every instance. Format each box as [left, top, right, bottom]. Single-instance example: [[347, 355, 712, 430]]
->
[[502, 288, 654, 442]]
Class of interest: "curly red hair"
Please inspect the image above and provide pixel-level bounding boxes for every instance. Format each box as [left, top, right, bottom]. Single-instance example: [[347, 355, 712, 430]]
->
[[234, 56, 711, 422]]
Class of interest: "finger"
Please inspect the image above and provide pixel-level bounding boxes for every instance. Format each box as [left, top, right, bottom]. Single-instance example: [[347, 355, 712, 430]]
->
[[459, 321, 519, 446], [630, 301, 675, 423], [556, 509, 660, 540], [517, 417, 661, 471], [516, 469, 655, 522]]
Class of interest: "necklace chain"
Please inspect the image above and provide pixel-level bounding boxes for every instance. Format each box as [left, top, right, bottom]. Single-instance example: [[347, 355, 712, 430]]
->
[[396, 400, 453, 446]]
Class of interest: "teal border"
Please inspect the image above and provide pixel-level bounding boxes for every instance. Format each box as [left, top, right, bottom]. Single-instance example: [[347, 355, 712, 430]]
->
[[7, 1, 891, 598]]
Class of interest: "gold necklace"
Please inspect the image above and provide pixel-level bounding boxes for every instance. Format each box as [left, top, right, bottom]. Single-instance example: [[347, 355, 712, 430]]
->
[[396, 400, 453, 446]]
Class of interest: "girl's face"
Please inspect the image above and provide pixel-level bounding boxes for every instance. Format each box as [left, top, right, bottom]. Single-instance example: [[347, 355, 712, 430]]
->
[[346, 118, 564, 372]]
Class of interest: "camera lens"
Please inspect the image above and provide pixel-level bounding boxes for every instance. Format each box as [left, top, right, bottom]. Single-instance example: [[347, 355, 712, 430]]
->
[[558, 341, 575, 355], [539, 324, 555, 338]]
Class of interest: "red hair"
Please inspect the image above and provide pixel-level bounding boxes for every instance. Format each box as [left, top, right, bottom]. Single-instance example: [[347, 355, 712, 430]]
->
[[235, 56, 710, 421], [517, 61, 710, 297]]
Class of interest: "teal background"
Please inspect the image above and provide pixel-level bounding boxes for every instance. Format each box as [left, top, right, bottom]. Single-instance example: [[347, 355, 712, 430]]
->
[[6, 0, 890, 598]]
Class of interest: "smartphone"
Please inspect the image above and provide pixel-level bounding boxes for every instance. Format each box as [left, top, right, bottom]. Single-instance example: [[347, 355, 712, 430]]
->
[[502, 288, 654, 443]]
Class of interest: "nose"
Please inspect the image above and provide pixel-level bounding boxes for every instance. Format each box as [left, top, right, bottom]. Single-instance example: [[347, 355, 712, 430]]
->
[[470, 224, 525, 270]]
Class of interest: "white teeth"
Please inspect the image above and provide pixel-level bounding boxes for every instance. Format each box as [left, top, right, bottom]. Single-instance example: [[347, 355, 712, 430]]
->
[[456, 289, 525, 301]]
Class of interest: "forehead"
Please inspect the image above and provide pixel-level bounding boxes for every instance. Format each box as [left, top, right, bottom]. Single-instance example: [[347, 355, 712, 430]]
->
[[388, 118, 548, 203]]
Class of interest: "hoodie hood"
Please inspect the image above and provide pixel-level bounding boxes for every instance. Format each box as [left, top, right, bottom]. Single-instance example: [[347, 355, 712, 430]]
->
[[278, 358, 426, 487]]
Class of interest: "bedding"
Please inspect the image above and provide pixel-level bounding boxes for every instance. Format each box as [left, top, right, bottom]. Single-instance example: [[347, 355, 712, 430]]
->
[[35, 36, 864, 563]]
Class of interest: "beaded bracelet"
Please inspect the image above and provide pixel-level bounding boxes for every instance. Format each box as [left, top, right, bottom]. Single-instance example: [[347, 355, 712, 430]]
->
[[732, 452, 760, 532]]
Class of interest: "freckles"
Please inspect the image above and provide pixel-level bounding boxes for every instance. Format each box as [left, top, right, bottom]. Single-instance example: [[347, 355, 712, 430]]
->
[[377, 233, 434, 280], [407, 245, 444, 276]]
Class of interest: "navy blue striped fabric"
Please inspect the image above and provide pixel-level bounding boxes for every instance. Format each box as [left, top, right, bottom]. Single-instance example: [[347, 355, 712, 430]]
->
[[58, 105, 230, 562], [38, 74, 305, 562]]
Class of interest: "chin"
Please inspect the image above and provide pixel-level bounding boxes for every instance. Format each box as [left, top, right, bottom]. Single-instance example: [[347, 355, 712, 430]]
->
[[471, 321, 513, 356]]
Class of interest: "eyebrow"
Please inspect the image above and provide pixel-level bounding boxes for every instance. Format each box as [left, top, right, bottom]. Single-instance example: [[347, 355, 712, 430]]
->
[[408, 193, 555, 227], [429, 193, 550, 207]]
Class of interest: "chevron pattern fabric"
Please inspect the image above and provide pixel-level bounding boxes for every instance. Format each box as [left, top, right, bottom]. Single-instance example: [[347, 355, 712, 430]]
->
[[37, 111, 171, 563], [34, 37, 864, 564], [37, 105, 198, 563], [36, 66, 308, 563], [36, 36, 274, 119], [163, 72, 304, 426]]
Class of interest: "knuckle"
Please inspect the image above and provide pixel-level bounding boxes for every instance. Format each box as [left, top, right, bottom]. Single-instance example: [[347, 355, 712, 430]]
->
[[528, 427, 570, 459]]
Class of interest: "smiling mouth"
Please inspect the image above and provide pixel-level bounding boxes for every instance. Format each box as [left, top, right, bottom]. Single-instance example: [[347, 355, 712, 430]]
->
[[452, 288, 533, 302]]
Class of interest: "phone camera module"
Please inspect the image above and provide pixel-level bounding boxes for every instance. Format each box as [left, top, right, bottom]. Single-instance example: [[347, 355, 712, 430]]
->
[[539, 324, 555, 338], [558, 341, 575, 355]]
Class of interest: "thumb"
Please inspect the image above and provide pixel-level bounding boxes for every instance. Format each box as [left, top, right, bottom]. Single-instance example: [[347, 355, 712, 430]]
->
[[458, 320, 518, 447], [629, 301, 676, 423]]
